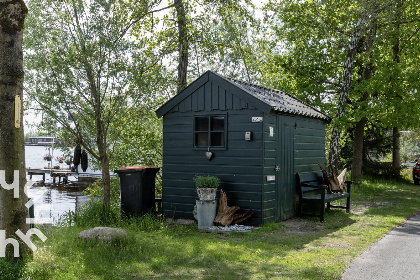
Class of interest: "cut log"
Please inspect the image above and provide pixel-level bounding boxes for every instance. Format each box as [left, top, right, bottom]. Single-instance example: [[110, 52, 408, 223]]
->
[[318, 163, 347, 193], [214, 189, 252, 226]]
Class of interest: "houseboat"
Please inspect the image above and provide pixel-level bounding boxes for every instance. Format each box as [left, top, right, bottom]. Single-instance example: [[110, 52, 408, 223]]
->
[[26, 136, 60, 146]]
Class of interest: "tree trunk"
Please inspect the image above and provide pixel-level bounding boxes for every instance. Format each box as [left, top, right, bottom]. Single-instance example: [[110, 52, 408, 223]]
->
[[392, 127, 400, 177], [96, 120, 110, 206], [352, 116, 367, 183], [328, 8, 367, 174], [391, 0, 402, 178], [100, 148, 111, 206], [0, 0, 29, 258], [175, 0, 188, 92]]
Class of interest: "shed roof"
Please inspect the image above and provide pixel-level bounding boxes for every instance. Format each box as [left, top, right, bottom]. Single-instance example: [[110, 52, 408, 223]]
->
[[156, 71, 331, 122]]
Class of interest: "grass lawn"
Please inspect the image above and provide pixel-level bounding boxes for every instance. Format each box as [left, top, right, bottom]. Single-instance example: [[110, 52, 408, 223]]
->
[[2, 176, 420, 279]]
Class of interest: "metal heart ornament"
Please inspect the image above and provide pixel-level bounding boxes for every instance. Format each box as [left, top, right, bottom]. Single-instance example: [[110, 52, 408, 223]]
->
[[205, 150, 213, 160]]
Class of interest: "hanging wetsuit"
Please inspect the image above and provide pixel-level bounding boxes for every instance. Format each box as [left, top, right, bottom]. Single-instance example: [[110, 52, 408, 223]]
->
[[81, 150, 88, 172], [73, 144, 81, 166]]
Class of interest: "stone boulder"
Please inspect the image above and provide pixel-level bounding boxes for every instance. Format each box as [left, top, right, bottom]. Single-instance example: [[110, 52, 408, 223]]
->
[[78, 227, 128, 242]]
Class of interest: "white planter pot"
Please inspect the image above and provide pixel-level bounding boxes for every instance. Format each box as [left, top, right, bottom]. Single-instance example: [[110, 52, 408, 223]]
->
[[196, 188, 217, 200]]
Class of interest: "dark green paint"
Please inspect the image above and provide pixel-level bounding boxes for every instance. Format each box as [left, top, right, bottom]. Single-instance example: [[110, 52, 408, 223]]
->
[[158, 72, 328, 226]]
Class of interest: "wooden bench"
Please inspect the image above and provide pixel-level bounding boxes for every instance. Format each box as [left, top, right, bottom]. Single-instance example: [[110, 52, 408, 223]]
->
[[296, 171, 352, 222]]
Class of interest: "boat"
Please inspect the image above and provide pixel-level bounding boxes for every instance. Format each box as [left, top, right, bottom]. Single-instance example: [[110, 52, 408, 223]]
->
[[26, 136, 60, 146]]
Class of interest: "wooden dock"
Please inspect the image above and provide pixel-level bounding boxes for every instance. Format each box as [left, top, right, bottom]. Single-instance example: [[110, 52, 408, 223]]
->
[[27, 168, 49, 181], [51, 170, 76, 184], [26, 168, 77, 184]]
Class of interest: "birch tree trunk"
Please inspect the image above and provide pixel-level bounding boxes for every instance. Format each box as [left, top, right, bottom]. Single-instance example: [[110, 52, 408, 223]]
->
[[0, 0, 29, 258], [328, 9, 367, 174], [175, 0, 188, 92]]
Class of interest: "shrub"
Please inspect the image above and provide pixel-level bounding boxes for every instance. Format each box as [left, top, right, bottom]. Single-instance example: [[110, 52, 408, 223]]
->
[[194, 175, 220, 188]]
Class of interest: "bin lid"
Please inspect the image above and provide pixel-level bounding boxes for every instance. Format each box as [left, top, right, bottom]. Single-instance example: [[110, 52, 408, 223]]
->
[[114, 165, 160, 173], [119, 165, 146, 170]]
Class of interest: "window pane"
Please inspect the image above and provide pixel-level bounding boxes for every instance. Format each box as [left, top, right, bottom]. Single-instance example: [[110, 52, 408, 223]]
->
[[195, 117, 209, 131], [210, 132, 224, 147], [211, 116, 224, 131], [195, 133, 208, 147]]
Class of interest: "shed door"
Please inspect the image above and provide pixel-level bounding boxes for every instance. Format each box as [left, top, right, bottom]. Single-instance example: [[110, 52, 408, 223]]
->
[[276, 115, 295, 220]]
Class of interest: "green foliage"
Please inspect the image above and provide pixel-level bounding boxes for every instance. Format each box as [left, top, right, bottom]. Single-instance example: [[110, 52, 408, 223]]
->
[[191, 0, 263, 81], [261, 0, 420, 173], [399, 130, 420, 163], [24, 0, 169, 203], [194, 175, 220, 188], [110, 111, 163, 192], [84, 178, 121, 204]]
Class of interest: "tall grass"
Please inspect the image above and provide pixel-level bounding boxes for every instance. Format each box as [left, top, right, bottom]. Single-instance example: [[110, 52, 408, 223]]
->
[[60, 175, 167, 230], [0, 258, 26, 279], [60, 177, 123, 227], [61, 199, 123, 227]]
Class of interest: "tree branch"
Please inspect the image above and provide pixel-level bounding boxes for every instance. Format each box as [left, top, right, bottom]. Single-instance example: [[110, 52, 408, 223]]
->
[[117, 4, 176, 43], [313, 0, 344, 48]]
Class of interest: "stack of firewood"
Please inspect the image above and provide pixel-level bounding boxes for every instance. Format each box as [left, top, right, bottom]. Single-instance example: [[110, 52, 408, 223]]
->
[[318, 163, 347, 193]]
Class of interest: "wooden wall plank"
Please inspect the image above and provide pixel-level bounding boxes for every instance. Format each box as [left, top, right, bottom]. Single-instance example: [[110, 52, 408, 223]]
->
[[205, 82, 212, 111], [212, 83, 219, 110], [219, 89, 226, 110]]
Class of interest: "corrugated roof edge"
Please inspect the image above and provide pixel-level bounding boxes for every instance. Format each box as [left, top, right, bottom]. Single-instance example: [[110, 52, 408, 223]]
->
[[226, 76, 332, 123]]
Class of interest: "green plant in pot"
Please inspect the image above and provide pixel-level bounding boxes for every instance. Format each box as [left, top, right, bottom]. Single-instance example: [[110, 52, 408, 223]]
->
[[194, 175, 220, 201]]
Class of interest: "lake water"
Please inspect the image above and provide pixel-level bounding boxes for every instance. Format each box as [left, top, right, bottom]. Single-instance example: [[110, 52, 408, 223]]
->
[[25, 145, 89, 225]]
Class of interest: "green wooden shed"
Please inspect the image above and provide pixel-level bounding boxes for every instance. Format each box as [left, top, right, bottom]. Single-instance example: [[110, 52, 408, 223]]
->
[[156, 71, 331, 225]]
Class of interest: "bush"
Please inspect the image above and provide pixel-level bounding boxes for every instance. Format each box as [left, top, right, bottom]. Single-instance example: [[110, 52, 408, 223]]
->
[[362, 161, 402, 179], [83, 177, 121, 203]]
